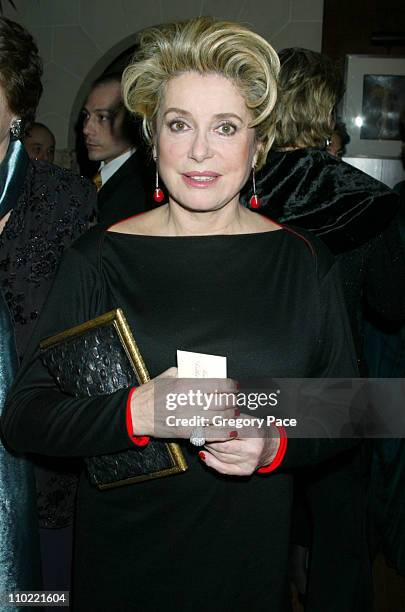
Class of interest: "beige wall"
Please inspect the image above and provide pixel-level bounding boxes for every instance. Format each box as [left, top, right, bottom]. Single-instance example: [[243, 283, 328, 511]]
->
[[4, 0, 324, 152]]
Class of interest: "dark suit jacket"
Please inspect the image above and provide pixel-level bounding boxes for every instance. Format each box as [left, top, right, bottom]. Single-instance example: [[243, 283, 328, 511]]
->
[[97, 150, 154, 226]]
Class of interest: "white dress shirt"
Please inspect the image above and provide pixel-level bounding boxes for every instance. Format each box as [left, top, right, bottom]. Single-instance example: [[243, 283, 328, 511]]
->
[[99, 149, 135, 187]]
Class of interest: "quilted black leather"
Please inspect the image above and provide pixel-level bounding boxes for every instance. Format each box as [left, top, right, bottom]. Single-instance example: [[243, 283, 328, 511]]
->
[[41, 323, 178, 488]]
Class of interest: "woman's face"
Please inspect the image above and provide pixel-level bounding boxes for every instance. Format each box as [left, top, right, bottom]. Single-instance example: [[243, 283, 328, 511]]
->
[[0, 82, 16, 158], [156, 72, 259, 212]]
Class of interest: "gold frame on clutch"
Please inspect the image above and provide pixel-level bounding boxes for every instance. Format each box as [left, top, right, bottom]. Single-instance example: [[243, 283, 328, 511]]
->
[[40, 308, 188, 488]]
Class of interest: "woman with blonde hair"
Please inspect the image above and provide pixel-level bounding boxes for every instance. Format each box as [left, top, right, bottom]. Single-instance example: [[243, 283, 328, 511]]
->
[[3, 18, 358, 610]]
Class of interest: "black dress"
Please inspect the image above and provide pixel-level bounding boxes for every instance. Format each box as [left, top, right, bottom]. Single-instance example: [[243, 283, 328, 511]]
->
[[3, 225, 358, 611]]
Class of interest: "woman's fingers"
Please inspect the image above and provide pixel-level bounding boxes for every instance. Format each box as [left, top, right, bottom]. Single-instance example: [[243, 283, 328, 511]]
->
[[201, 438, 269, 475], [204, 443, 242, 463], [201, 450, 242, 476], [204, 439, 242, 454]]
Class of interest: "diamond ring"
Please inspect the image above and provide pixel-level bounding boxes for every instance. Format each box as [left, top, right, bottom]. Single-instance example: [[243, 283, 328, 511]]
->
[[189, 427, 205, 447]]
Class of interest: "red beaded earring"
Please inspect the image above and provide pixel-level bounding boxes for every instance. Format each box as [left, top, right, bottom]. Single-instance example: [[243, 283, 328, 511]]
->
[[153, 162, 164, 203], [249, 166, 260, 209]]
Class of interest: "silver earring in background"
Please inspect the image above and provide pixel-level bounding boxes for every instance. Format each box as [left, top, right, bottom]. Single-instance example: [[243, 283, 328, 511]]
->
[[10, 118, 23, 140], [325, 136, 332, 148]]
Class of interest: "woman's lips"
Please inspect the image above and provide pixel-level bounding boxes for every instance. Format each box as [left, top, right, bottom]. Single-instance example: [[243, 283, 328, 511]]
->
[[181, 171, 220, 188]]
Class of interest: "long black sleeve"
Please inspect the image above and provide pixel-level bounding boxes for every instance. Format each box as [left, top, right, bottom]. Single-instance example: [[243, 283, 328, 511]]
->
[[282, 253, 360, 470]]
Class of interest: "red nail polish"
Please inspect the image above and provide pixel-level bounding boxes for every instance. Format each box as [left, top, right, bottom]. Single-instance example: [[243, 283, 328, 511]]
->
[[229, 431, 238, 438], [199, 451, 206, 460], [234, 409, 240, 417]]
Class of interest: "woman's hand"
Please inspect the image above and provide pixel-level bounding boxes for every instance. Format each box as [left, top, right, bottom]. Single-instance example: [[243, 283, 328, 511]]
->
[[130, 367, 239, 440], [201, 426, 281, 476]]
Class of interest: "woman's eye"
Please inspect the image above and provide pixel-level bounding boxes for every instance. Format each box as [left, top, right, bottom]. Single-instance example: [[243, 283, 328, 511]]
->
[[169, 120, 187, 132], [217, 123, 237, 136]]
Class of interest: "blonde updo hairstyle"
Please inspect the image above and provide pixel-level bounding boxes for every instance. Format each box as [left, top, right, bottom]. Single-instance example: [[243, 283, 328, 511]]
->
[[273, 47, 344, 149], [122, 16, 280, 170]]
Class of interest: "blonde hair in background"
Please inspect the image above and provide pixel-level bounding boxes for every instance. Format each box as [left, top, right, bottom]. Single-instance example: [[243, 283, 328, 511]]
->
[[273, 47, 344, 149], [122, 16, 280, 169]]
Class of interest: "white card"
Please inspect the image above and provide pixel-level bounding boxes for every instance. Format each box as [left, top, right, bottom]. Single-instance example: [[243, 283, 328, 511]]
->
[[177, 350, 227, 379]]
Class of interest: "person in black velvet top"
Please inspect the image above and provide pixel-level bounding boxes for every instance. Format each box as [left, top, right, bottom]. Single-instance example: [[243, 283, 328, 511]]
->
[[241, 48, 405, 367], [240, 47, 405, 611], [3, 19, 360, 611]]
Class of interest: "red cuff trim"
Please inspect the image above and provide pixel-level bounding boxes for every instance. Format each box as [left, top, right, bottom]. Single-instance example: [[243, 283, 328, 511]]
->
[[125, 387, 150, 447], [257, 426, 288, 474]]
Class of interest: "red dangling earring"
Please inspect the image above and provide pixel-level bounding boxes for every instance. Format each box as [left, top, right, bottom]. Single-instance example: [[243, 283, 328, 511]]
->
[[249, 166, 260, 209], [153, 162, 164, 203]]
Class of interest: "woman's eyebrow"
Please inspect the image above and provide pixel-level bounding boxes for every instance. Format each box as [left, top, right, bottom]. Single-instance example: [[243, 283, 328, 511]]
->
[[163, 108, 243, 122], [163, 107, 192, 117], [214, 112, 243, 122]]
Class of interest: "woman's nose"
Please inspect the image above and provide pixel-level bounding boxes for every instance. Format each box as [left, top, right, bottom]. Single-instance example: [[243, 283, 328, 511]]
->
[[188, 129, 213, 162]]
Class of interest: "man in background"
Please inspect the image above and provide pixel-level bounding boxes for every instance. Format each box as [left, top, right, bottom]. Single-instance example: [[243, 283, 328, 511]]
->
[[82, 72, 153, 225], [24, 122, 55, 163]]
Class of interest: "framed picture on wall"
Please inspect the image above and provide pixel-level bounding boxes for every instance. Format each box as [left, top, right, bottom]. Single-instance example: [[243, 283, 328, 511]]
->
[[343, 55, 405, 158]]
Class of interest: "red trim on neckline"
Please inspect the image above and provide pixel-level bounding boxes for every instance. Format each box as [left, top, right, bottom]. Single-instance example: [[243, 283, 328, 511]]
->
[[262, 216, 315, 257], [107, 211, 147, 234], [280, 225, 315, 257]]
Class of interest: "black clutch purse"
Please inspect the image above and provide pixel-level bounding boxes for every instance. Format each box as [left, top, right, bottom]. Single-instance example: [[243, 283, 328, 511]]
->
[[39, 309, 187, 490]]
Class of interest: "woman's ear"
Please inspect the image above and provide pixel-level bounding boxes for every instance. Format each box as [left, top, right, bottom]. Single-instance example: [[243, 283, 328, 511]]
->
[[252, 141, 264, 168], [152, 144, 157, 161]]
